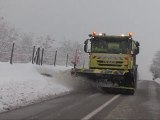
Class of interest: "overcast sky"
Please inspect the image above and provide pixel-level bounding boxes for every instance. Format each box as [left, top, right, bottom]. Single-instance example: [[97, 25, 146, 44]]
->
[[1, 0, 160, 80]]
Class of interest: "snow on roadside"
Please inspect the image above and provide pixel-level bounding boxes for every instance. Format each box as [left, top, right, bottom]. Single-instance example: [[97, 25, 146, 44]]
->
[[155, 78, 160, 85], [0, 62, 72, 113]]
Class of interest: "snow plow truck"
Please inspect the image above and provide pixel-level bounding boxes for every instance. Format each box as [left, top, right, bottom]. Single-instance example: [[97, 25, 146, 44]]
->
[[71, 32, 140, 95]]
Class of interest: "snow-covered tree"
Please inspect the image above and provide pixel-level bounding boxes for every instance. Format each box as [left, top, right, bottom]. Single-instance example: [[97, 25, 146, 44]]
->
[[19, 33, 33, 47], [13, 33, 34, 63], [43, 35, 55, 49], [57, 40, 88, 67], [0, 16, 58, 64], [38, 35, 56, 65], [150, 51, 160, 80], [0, 16, 87, 65], [0, 17, 18, 43], [0, 17, 19, 62]]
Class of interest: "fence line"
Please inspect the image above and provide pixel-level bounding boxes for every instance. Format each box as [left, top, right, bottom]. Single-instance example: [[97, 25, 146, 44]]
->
[[12, 52, 32, 56], [0, 39, 13, 45], [0, 40, 85, 67], [0, 39, 33, 49], [0, 51, 11, 54], [14, 44, 33, 49]]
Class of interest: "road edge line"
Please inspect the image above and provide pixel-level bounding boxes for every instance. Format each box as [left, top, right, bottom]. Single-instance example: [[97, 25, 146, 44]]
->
[[81, 94, 121, 120]]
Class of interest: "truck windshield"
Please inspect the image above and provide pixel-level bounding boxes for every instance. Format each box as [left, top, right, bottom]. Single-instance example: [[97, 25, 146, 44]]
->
[[91, 38, 131, 54]]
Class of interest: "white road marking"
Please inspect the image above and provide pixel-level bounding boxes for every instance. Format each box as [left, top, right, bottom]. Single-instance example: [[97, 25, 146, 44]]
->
[[81, 95, 121, 120]]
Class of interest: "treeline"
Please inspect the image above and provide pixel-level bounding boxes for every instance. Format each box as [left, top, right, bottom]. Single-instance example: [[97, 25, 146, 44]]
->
[[0, 16, 87, 66]]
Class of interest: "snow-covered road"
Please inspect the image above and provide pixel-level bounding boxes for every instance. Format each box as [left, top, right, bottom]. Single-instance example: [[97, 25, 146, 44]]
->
[[0, 62, 72, 113]]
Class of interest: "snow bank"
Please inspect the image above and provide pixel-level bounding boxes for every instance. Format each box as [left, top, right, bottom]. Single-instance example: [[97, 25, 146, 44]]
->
[[155, 78, 160, 85], [0, 62, 72, 113]]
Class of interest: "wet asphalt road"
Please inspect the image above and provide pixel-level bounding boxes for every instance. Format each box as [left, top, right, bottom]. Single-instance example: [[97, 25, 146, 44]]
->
[[0, 80, 160, 120]]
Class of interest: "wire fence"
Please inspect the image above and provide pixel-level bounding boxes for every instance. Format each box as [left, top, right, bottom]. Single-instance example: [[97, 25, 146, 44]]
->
[[13, 43, 33, 63], [0, 40, 13, 62], [0, 39, 85, 67]]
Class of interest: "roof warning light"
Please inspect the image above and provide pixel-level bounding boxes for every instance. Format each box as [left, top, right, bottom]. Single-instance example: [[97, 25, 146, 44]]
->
[[93, 32, 96, 37], [129, 32, 133, 38]]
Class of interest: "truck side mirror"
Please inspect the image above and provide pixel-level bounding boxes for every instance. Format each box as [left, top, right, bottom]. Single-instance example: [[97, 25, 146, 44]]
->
[[84, 39, 91, 53], [131, 47, 139, 55], [135, 42, 140, 54], [136, 47, 139, 54], [84, 39, 88, 53], [136, 41, 140, 47]]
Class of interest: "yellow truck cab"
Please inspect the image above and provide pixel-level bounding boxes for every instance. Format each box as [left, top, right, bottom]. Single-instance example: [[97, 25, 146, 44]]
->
[[72, 32, 140, 94]]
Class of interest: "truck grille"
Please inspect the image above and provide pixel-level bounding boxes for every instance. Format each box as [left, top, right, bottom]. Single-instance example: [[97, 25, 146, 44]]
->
[[97, 60, 124, 67]]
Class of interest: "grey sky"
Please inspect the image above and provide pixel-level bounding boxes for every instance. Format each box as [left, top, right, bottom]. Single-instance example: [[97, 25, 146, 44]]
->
[[1, 0, 160, 80]]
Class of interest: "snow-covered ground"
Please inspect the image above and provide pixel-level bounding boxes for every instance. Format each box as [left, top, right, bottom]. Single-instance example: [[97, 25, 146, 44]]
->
[[155, 78, 160, 85], [2, 62, 158, 113], [0, 62, 72, 113]]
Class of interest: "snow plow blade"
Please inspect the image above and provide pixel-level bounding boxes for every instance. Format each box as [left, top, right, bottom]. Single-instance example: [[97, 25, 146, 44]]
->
[[71, 68, 136, 95]]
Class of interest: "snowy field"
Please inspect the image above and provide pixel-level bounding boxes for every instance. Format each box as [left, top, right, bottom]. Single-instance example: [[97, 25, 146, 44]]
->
[[0, 62, 73, 113]]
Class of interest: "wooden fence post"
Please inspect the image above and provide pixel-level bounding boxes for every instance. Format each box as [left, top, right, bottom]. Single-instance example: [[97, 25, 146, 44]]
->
[[54, 50, 57, 67], [32, 46, 35, 64], [66, 54, 69, 67], [10, 42, 15, 64], [74, 49, 78, 68], [36, 47, 41, 65], [41, 48, 44, 65]]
